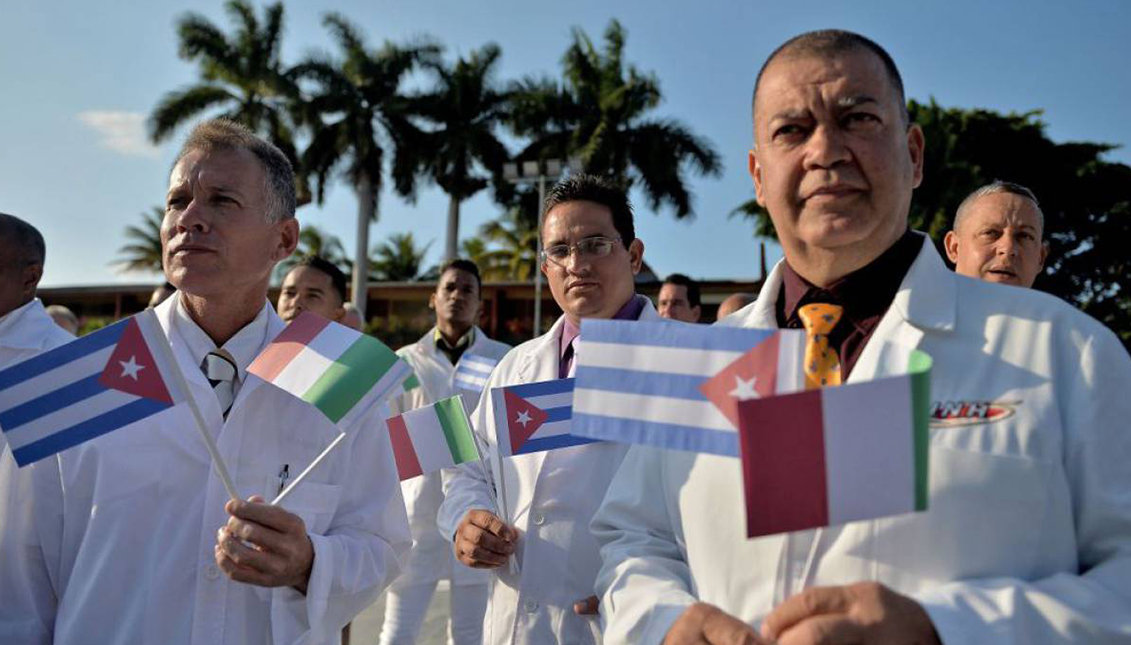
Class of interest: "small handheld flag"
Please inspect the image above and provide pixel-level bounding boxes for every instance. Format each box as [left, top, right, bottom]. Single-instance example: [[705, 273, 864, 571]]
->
[[571, 320, 805, 456], [453, 354, 499, 394], [0, 309, 185, 466], [492, 378, 593, 456], [387, 395, 480, 480], [248, 312, 411, 424], [737, 349, 932, 538]]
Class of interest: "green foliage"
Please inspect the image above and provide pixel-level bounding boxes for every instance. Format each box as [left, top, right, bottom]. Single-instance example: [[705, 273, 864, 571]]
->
[[113, 207, 165, 274], [507, 19, 722, 219], [369, 232, 432, 281], [274, 225, 351, 283]]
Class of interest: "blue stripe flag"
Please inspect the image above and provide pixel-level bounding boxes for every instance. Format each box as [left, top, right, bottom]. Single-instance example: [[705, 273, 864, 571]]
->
[[571, 319, 805, 456], [454, 354, 499, 394], [0, 309, 186, 466], [492, 377, 596, 456]]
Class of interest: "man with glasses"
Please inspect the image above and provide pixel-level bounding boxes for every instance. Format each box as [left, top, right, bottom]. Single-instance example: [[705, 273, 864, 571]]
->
[[437, 174, 662, 645]]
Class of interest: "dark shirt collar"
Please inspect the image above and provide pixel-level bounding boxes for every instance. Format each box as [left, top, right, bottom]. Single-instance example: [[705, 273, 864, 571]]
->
[[560, 293, 646, 361], [435, 326, 475, 365], [778, 229, 921, 330]]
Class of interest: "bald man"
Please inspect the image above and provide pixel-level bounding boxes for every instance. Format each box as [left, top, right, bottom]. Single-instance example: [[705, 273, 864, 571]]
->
[[944, 181, 1048, 288]]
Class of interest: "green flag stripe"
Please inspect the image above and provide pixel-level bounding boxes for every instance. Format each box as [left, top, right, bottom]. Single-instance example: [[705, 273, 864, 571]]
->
[[434, 396, 479, 465], [403, 373, 421, 392], [303, 336, 401, 423], [908, 350, 932, 511]]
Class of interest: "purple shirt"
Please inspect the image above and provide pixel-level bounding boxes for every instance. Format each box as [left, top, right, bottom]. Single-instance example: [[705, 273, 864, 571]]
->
[[559, 294, 648, 378]]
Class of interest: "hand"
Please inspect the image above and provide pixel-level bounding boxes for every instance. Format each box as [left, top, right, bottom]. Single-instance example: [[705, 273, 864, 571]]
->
[[663, 603, 765, 645], [215, 495, 315, 593], [574, 595, 600, 615], [761, 582, 941, 645], [453, 509, 517, 569]]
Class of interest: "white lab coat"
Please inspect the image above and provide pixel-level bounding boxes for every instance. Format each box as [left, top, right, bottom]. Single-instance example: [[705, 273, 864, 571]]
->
[[438, 297, 662, 645], [592, 234, 1131, 644], [390, 327, 511, 585], [0, 296, 412, 645]]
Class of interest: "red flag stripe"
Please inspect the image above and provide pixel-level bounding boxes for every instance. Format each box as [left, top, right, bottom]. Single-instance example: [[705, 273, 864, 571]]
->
[[249, 313, 331, 382], [387, 414, 423, 480], [738, 390, 829, 538]]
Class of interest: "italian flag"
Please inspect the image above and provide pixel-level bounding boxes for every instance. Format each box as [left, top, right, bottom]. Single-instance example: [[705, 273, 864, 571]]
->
[[386, 395, 480, 480], [248, 312, 411, 423], [736, 350, 931, 538]]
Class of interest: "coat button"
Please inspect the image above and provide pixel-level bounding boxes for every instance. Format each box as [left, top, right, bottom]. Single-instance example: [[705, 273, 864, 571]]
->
[[531, 512, 545, 526], [524, 600, 539, 613]]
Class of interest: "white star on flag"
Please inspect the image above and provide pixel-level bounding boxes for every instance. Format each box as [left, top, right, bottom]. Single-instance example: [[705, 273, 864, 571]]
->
[[516, 409, 532, 427], [119, 355, 145, 381], [728, 375, 758, 401]]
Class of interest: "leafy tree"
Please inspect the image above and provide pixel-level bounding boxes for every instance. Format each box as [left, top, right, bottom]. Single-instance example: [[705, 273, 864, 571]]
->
[[370, 232, 432, 282], [113, 207, 165, 274], [415, 44, 512, 262], [508, 19, 722, 219], [732, 99, 1131, 346], [274, 225, 350, 282], [294, 13, 439, 315], [148, 0, 309, 203], [477, 203, 540, 282]]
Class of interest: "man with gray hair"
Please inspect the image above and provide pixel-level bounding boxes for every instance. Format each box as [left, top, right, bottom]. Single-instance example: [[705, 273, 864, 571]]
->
[[0, 119, 411, 644], [944, 180, 1048, 288]]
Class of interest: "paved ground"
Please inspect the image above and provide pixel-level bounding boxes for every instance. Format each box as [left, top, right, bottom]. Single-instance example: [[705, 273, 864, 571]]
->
[[348, 580, 452, 645]]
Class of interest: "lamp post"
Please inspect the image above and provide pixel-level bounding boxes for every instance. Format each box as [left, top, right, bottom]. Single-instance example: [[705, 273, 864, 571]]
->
[[503, 158, 582, 338]]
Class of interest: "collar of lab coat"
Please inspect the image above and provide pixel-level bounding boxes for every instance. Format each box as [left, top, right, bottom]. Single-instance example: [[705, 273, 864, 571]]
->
[[410, 325, 493, 364], [154, 291, 285, 420], [734, 232, 957, 381], [515, 295, 661, 383], [0, 298, 72, 350]]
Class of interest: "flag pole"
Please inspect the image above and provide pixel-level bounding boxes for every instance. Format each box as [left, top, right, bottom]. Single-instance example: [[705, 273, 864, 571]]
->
[[272, 431, 346, 506], [145, 307, 240, 502]]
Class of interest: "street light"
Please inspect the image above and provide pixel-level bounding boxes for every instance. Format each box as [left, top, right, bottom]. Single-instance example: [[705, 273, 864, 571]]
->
[[503, 157, 582, 338]]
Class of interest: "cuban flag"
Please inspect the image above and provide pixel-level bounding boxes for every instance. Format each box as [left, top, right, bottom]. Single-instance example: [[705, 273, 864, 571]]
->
[[0, 309, 185, 466], [453, 354, 499, 394], [492, 378, 596, 456], [571, 320, 804, 457]]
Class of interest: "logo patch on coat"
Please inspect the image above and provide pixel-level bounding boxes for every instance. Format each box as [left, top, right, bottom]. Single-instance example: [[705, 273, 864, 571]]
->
[[930, 400, 1018, 427]]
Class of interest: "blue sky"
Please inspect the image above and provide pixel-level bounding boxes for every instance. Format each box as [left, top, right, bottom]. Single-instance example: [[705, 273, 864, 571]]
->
[[3, 0, 1128, 288]]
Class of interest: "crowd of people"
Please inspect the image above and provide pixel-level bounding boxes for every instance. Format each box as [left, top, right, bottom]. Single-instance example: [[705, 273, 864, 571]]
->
[[1, 28, 1128, 645]]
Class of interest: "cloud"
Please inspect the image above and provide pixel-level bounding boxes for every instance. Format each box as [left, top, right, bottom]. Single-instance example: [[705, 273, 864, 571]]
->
[[77, 111, 160, 158]]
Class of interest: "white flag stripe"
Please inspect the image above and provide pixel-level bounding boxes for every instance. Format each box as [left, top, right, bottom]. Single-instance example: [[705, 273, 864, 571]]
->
[[455, 374, 489, 387], [405, 408, 455, 473], [529, 419, 571, 441], [579, 341, 743, 377], [458, 362, 495, 376], [4, 388, 141, 449], [822, 377, 916, 525], [573, 388, 734, 432], [0, 346, 114, 411], [522, 391, 573, 410], [270, 344, 335, 397], [305, 321, 359, 359], [775, 332, 806, 393]]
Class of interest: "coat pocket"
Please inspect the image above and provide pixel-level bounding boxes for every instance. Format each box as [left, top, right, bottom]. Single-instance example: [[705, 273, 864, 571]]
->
[[277, 481, 343, 536]]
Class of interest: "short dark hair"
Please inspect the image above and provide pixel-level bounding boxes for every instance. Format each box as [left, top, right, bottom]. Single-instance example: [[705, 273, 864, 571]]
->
[[174, 119, 296, 222], [663, 273, 701, 308], [290, 255, 348, 304], [439, 258, 482, 292], [541, 174, 635, 246], [753, 29, 908, 127], [0, 212, 46, 267]]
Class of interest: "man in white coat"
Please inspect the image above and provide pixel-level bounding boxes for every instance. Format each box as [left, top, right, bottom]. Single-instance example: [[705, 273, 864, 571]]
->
[[438, 174, 661, 645], [0, 119, 411, 645], [381, 258, 511, 645], [592, 30, 1131, 645]]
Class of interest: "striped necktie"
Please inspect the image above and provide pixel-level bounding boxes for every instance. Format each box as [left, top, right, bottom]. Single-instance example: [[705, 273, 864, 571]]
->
[[202, 349, 237, 418], [798, 303, 844, 389]]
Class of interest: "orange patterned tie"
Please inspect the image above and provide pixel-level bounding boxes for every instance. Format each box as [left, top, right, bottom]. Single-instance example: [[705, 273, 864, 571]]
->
[[798, 303, 844, 389]]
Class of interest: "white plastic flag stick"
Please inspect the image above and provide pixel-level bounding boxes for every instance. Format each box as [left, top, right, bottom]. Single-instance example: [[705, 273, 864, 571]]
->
[[271, 431, 346, 506], [146, 309, 240, 501]]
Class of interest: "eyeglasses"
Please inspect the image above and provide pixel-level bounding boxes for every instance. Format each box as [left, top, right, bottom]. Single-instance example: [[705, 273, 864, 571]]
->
[[540, 236, 622, 266]]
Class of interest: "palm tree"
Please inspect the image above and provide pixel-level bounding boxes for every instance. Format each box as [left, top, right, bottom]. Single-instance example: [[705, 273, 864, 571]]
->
[[508, 19, 722, 218], [414, 44, 512, 262], [294, 13, 439, 317], [113, 207, 165, 274], [274, 225, 350, 282], [478, 207, 540, 282], [148, 0, 308, 202], [370, 232, 432, 282]]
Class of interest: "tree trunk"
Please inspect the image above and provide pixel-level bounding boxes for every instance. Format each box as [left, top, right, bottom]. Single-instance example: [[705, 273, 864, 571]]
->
[[444, 194, 460, 262], [352, 176, 375, 321]]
